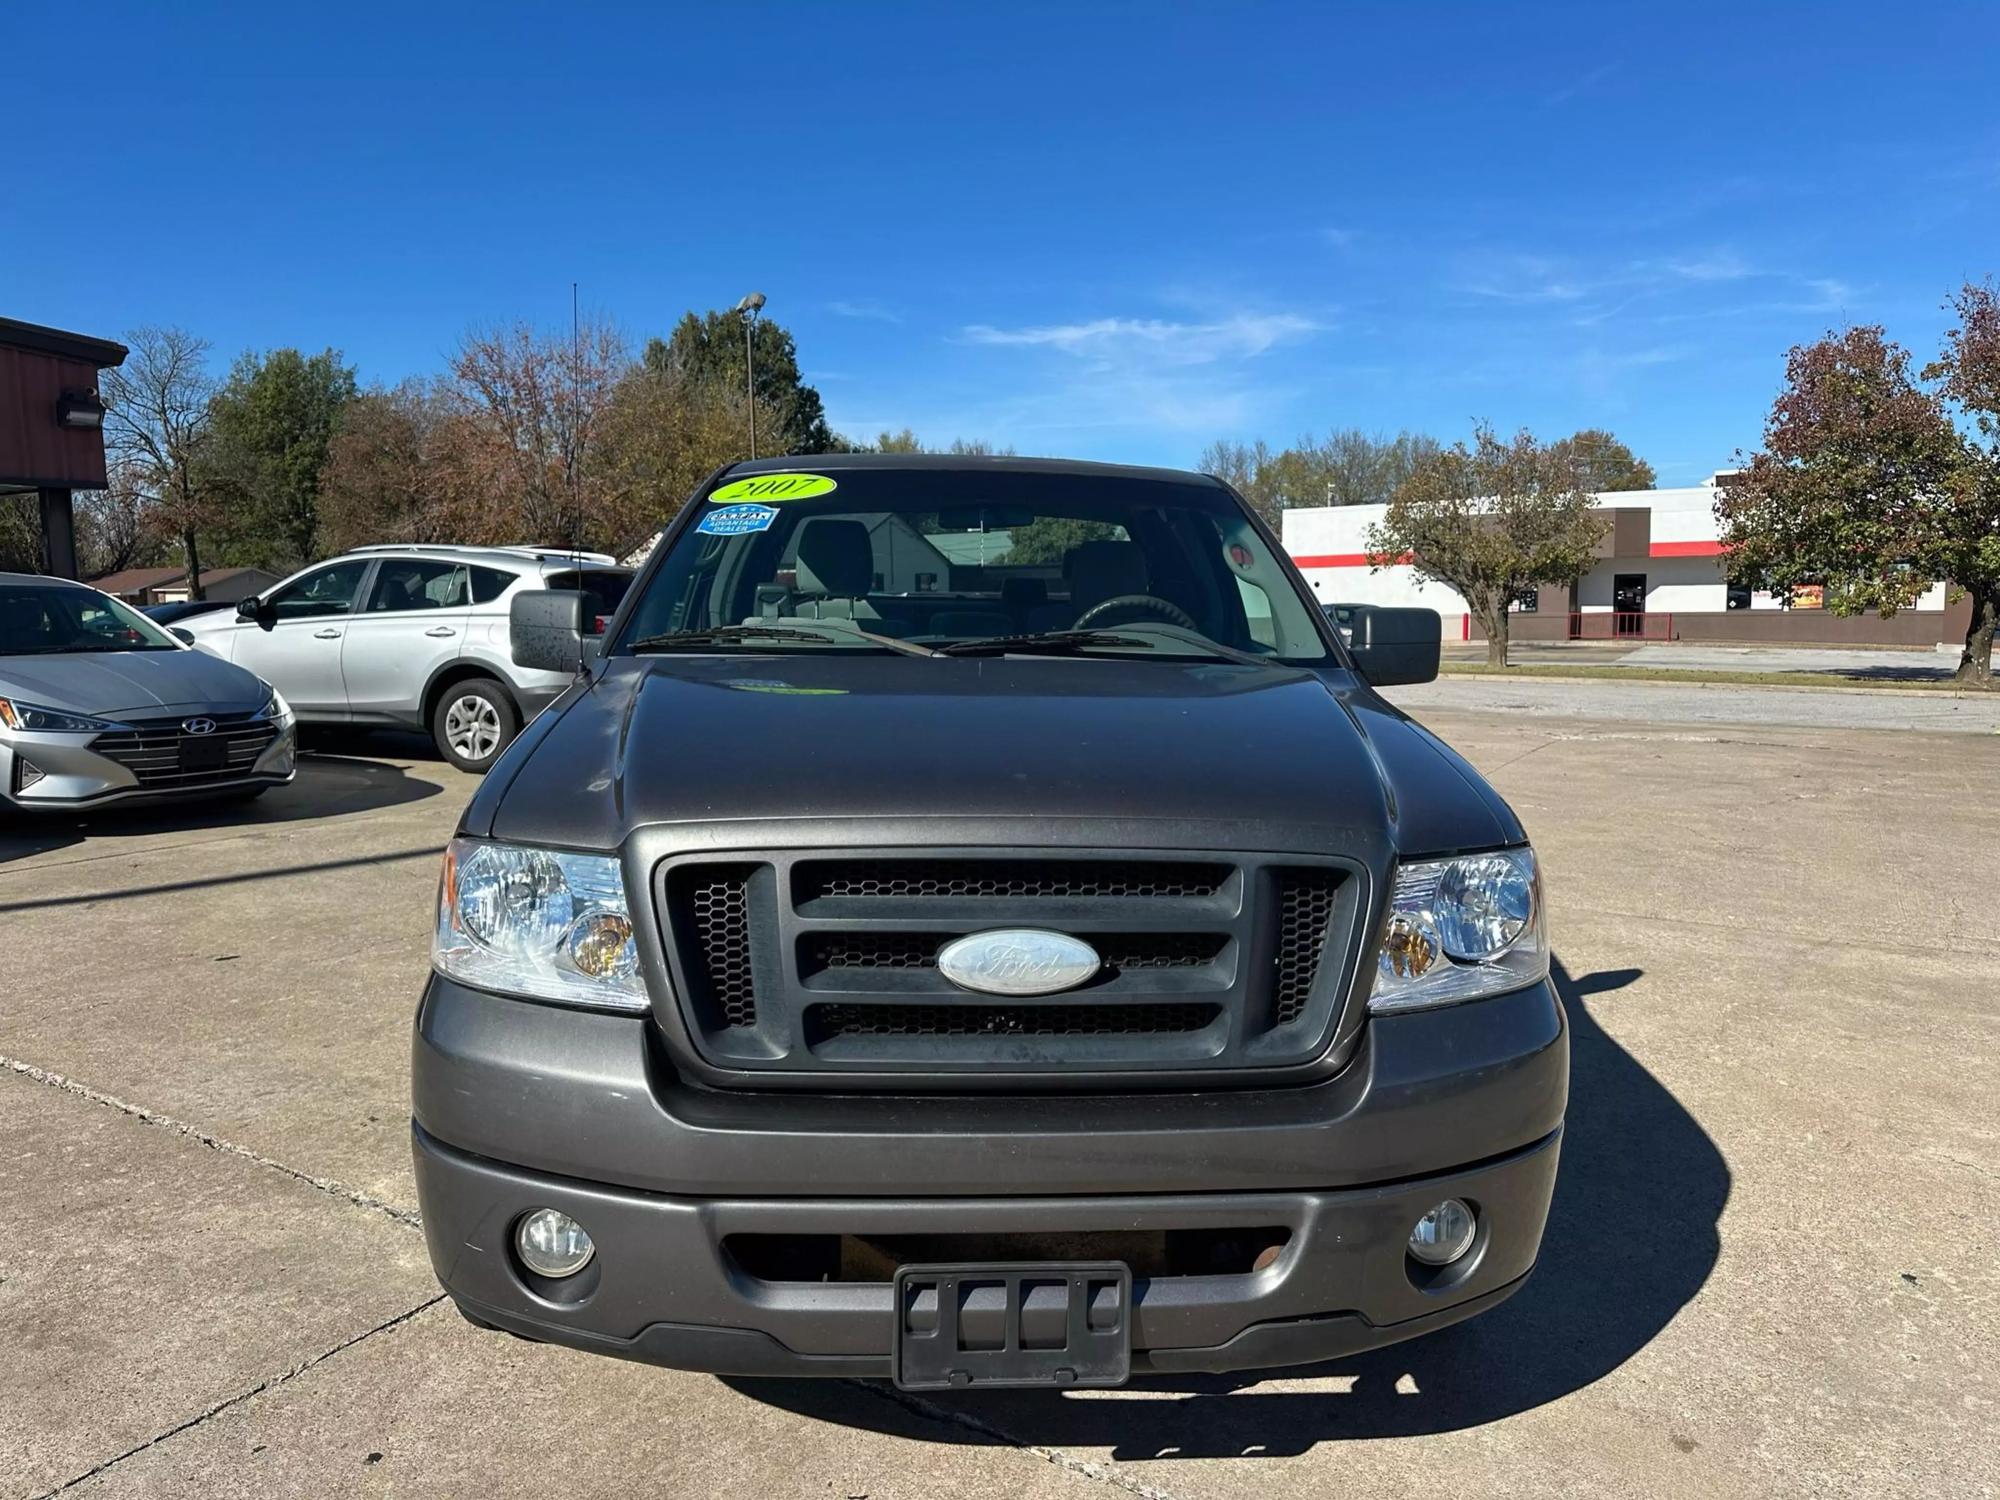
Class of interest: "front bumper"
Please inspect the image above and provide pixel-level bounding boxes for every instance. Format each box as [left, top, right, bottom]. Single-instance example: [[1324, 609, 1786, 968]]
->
[[411, 974, 1568, 1376], [0, 720, 296, 810], [416, 1122, 1558, 1376]]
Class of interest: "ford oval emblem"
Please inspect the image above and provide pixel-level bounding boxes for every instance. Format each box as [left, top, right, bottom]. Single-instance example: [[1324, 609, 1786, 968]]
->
[[937, 929, 1101, 997]]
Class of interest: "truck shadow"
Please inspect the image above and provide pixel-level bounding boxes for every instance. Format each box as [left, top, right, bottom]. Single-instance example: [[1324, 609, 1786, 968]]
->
[[729, 958, 1729, 1458]]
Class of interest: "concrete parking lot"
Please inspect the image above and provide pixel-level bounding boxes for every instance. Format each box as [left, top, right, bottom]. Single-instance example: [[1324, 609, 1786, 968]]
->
[[4, 690, 1996, 1499]]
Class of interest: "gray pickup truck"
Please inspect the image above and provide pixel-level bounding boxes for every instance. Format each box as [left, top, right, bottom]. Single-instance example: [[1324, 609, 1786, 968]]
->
[[412, 454, 1566, 1391]]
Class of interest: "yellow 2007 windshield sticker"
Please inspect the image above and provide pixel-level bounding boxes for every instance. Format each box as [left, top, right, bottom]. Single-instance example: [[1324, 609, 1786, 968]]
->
[[709, 473, 837, 504]]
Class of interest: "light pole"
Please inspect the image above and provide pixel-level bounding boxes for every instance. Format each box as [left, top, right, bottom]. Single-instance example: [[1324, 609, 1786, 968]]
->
[[735, 291, 766, 458]]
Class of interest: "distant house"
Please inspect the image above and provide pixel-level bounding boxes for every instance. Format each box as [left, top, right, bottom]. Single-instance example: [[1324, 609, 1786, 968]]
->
[[89, 565, 280, 605]]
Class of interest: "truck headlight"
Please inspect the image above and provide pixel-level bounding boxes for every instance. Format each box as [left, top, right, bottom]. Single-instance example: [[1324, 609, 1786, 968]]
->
[[0, 698, 117, 734], [1367, 847, 1546, 1013], [432, 837, 645, 1010]]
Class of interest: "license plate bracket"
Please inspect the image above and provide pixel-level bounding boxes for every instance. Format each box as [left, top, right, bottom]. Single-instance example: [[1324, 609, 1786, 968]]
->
[[178, 735, 229, 772], [892, 1262, 1132, 1391]]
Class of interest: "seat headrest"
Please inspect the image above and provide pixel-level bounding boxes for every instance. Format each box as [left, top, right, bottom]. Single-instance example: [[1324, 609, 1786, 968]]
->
[[1000, 576, 1047, 608], [1064, 540, 1149, 612], [795, 520, 875, 598]]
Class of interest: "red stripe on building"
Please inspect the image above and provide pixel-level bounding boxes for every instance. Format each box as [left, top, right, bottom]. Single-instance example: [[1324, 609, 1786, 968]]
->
[[1292, 551, 1412, 568], [1649, 540, 1725, 557]]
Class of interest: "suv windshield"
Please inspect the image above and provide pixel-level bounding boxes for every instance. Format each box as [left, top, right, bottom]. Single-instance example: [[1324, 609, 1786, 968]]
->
[[615, 466, 1332, 663], [0, 582, 182, 655]]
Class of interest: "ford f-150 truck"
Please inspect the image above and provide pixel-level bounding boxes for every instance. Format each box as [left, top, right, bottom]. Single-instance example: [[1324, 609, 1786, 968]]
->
[[412, 454, 1567, 1390]]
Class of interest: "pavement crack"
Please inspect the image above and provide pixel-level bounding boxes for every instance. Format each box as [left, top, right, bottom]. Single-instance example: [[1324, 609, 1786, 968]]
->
[[33, 1294, 447, 1498], [844, 1380, 1188, 1500], [0, 1055, 422, 1231]]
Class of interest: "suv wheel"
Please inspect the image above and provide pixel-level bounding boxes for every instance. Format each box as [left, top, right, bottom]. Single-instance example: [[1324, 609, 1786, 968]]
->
[[433, 680, 518, 774]]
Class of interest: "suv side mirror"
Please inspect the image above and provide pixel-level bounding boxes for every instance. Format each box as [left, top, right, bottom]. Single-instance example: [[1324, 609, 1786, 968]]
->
[[511, 589, 597, 673], [1346, 605, 1440, 686], [236, 596, 266, 623]]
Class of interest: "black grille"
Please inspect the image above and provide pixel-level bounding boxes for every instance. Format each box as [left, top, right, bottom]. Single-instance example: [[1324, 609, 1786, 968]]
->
[[801, 931, 1228, 974], [680, 866, 758, 1028], [656, 849, 1360, 1086], [810, 1002, 1220, 1039], [90, 714, 280, 789], [1272, 869, 1341, 1026], [795, 859, 1229, 903]]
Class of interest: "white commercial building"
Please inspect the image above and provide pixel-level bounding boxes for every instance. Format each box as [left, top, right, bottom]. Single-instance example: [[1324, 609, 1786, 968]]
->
[[1281, 479, 1956, 646]]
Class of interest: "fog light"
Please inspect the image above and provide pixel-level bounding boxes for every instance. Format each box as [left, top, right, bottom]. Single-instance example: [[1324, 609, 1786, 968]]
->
[[1407, 1199, 1477, 1265], [516, 1208, 595, 1277]]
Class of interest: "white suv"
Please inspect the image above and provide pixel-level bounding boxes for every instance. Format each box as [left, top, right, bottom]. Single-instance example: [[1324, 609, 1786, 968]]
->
[[180, 545, 631, 772]]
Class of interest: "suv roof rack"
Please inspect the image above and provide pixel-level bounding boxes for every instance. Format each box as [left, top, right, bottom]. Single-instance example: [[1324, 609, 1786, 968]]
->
[[343, 542, 621, 566]]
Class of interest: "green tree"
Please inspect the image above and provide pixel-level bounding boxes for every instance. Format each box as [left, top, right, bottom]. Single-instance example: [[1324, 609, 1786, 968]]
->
[[1561, 428, 1657, 492], [1369, 425, 1605, 667], [1201, 430, 1441, 527], [1923, 281, 2000, 685], [1716, 326, 1989, 685], [643, 311, 834, 455], [206, 347, 358, 569], [1004, 516, 1120, 566]]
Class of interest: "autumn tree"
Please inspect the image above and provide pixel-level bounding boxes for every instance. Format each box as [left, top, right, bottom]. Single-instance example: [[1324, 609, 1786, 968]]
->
[[318, 381, 510, 552], [1369, 425, 1605, 667], [1921, 281, 2000, 685], [101, 327, 220, 597], [590, 365, 746, 557], [1201, 430, 1441, 527], [447, 318, 628, 548], [205, 347, 357, 569], [1561, 428, 1657, 492], [1716, 326, 1989, 685]]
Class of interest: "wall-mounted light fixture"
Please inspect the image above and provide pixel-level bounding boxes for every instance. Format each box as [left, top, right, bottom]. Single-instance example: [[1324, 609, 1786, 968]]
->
[[57, 389, 105, 429]]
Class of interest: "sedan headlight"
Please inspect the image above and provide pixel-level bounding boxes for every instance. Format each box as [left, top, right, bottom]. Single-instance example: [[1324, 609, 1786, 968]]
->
[[255, 686, 291, 722], [432, 837, 644, 1010], [1368, 847, 1546, 1013], [0, 698, 117, 733]]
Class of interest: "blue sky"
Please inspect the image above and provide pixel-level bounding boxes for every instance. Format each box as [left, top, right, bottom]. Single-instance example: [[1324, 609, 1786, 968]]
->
[[7, 2, 1996, 483]]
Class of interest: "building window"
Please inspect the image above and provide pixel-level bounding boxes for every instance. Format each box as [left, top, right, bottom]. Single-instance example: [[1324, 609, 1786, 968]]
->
[[1513, 588, 1538, 613], [1726, 584, 1751, 611]]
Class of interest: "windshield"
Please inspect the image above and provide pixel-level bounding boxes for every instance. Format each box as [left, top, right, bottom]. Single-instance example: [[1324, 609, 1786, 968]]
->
[[0, 581, 183, 655], [615, 466, 1333, 662]]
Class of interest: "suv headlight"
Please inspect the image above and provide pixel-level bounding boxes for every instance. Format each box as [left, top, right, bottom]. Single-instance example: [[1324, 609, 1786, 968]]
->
[[0, 698, 117, 733], [432, 837, 644, 1010], [1368, 847, 1546, 1013]]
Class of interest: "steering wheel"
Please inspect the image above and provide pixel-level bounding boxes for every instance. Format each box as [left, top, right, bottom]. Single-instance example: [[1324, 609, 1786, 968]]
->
[[1072, 594, 1199, 631]]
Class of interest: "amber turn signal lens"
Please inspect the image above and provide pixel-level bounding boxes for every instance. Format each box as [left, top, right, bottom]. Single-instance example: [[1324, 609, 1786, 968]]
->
[[1381, 914, 1437, 978]]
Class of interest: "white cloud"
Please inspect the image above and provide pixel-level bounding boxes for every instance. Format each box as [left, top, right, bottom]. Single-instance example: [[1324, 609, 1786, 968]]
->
[[960, 312, 1322, 366], [827, 299, 902, 323]]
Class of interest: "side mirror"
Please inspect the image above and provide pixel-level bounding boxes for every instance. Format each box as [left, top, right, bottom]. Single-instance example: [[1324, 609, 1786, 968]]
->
[[511, 589, 597, 673], [1346, 605, 1440, 686], [236, 596, 265, 622], [170, 627, 196, 645]]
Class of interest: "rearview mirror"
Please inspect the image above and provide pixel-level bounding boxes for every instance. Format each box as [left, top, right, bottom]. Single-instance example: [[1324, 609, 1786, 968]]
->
[[1345, 605, 1440, 686], [511, 590, 597, 674]]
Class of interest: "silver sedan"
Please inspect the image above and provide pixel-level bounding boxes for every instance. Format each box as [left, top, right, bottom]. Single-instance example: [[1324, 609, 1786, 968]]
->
[[0, 572, 296, 812]]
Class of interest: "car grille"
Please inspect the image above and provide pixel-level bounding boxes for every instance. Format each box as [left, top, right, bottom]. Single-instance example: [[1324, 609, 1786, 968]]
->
[[90, 713, 280, 789], [657, 850, 1366, 1086]]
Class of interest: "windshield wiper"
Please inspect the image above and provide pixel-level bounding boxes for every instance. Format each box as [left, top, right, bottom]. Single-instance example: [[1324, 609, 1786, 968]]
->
[[629, 624, 935, 658], [934, 630, 1154, 658]]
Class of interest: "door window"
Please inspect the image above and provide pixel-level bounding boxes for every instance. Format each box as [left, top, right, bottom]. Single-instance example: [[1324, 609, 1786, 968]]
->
[[467, 565, 519, 604], [266, 560, 373, 622], [365, 559, 467, 613]]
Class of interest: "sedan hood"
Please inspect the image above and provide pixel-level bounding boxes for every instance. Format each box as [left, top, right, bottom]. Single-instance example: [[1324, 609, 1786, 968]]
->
[[0, 649, 270, 718], [483, 654, 1518, 856]]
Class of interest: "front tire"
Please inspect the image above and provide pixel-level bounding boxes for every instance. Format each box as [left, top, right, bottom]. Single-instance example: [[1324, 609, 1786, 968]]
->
[[432, 680, 518, 774]]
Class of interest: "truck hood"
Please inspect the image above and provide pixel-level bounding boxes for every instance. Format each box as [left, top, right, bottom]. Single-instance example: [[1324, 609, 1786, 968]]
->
[[0, 648, 270, 718], [482, 654, 1519, 857]]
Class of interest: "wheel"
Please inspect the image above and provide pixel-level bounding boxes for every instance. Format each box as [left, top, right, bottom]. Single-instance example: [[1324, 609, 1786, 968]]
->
[[1072, 593, 1200, 631], [432, 680, 518, 774]]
